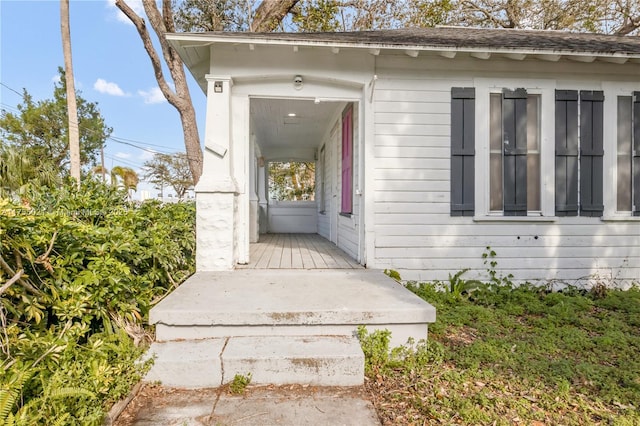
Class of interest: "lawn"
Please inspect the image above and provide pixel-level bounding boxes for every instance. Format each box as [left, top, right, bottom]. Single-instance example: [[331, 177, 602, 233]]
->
[[361, 280, 640, 425]]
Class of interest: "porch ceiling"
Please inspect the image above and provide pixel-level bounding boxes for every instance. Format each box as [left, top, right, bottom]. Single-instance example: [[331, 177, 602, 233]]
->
[[251, 98, 344, 161]]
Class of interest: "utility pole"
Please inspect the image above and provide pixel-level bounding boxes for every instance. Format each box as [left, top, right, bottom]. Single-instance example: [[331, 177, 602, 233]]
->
[[101, 145, 106, 183], [60, 0, 81, 187]]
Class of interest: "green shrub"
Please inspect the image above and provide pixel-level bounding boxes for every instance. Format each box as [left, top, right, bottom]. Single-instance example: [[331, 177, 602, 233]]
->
[[0, 180, 195, 423]]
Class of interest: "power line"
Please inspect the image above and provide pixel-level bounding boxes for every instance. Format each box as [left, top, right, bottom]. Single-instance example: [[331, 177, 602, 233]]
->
[[1, 81, 195, 157], [0, 82, 23, 97]]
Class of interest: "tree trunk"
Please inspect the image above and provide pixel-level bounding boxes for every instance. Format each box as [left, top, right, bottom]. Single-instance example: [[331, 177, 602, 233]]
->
[[115, 0, 301, 184], [252, 0, 300, 31], [60, 0, 81, 187], [115, 0, 203, 184]]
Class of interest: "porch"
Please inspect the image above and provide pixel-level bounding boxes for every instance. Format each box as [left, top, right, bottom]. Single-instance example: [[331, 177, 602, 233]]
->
[[238, 233, 362, 269]]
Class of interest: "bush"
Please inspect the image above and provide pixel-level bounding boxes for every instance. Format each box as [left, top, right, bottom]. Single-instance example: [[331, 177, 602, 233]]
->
[[0, 180, 195, 424]]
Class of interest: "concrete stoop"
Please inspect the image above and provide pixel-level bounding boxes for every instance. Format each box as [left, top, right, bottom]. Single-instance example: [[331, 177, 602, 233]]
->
[[146, 269, 436, 388], [144, 335, 364, 388]]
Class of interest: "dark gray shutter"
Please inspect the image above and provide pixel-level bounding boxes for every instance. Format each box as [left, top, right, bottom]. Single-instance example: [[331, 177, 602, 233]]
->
[[555, 90, 579, 216], [579, 91, 604, 217], [633, 92, 640, 216], [451, 87, 475, 216], [502, 88, 528, 216]]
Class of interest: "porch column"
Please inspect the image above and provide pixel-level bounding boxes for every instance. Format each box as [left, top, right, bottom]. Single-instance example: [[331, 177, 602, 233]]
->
[[257, 158, 268, 233], [195, 75, 238, 271], [249, 136, 259, 243]]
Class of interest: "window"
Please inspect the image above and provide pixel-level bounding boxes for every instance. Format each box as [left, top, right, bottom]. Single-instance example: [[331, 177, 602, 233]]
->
[[617, 93, 640, 215], [450, 87, 475, 216], [341, 105, 353, 214], [489, 89, 541, 215], [268, 162, 315, 201], [554, 90, 604, 217]]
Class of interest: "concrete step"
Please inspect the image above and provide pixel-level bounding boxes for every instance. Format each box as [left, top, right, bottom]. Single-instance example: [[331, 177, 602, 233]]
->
[[151, 270, 436, 347], [145, 335, 364, 389]]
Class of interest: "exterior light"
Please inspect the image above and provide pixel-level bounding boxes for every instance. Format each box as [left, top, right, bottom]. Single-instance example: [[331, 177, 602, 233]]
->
[[214, 81, 223, 93]]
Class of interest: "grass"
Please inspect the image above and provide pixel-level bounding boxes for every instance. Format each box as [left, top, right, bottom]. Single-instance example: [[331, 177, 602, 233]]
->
[[362, 281, 640, 425]]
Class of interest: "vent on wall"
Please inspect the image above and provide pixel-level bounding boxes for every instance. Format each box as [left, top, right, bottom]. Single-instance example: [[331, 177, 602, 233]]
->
[[284, 117, 301, 125]]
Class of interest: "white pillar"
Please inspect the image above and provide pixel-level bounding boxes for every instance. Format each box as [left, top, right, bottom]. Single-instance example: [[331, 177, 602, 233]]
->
[[257, 158, 268, 233], [195, 75, 238, 271], [249, 136, 260, 243]]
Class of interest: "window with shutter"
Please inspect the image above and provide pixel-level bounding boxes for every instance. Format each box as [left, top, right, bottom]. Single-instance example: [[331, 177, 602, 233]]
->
[[617, 93, 640, 216], [488, 90, 540, 216], [450, 88, 475, 216], [633, 92, 640, 216], [555, 90, 579, 216], [579, 91, 604, 217]]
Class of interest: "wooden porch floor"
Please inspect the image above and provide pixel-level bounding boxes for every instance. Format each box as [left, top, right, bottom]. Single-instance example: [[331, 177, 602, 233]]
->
[[238, 233, 362, 269]]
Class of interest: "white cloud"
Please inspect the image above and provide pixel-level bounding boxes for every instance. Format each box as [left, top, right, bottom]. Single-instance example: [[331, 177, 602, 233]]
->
[[115, 152, 131, 159], [106, 0, 144, 25], [138, 87, 166, 104], [139, 150, 156, 161], [51, 74, 61, 84], [94, 78, 130, 97]]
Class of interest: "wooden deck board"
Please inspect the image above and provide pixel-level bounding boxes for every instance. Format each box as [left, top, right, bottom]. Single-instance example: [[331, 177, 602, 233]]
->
[[239, 233, 361, 269]]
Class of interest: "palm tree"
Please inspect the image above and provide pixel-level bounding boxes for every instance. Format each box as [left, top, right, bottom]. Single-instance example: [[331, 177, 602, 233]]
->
[[110, 166, 139, 200], [0, 145, 60, 200]]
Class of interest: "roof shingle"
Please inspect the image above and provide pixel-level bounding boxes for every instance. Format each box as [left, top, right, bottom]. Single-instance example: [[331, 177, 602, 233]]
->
[[194, 27, 640, 55]]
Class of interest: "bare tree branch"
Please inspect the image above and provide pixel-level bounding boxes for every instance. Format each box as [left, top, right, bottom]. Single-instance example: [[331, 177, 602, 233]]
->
[[252, 0, 299, 31], [115, 0, 203, 183], [0, 269, 23, 297], [115, 0, 180, 106], [0, 255, 40, 295]]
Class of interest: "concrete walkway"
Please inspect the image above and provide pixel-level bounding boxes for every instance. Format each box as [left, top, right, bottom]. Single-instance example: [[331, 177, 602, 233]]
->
[[116, 384, 380, 426]]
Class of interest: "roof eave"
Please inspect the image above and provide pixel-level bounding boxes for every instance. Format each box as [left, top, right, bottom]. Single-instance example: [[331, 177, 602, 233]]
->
[[166, 32, 640, 61]]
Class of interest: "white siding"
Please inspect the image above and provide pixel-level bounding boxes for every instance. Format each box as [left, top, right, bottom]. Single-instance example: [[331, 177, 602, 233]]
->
[[315, 104, 361, 262], [317, 122, 339, 241], [370, 55, 640, 285]]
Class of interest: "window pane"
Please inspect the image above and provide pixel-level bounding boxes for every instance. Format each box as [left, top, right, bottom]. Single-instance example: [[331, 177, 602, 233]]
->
[[617, 96, 632, 211], [527, 95, 541, 211], [490, 93, 503, 211]]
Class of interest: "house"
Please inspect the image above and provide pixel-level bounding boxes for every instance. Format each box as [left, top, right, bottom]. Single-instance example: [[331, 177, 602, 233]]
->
[[145, 28, 640, 389], [168, 27, 640, 286]]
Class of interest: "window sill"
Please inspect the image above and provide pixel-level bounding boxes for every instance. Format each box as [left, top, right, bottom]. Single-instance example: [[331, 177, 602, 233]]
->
[[473, 215, 557, 223], [601, 215, 640, 222]]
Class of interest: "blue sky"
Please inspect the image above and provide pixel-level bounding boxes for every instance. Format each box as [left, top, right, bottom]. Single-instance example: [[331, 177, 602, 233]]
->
[[0, 0, 207, 197]]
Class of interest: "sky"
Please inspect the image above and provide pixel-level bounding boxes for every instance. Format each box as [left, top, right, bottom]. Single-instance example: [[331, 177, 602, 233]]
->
[[0, 0, 207, 198]]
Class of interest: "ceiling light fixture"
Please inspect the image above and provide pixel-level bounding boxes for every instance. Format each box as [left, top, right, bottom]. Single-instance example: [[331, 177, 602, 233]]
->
[[287, 113, 296, 117]]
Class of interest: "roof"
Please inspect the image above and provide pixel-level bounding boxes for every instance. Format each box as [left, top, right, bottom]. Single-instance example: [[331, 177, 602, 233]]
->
[[167, 27, 640, 93], [169, 27, 640, 56]]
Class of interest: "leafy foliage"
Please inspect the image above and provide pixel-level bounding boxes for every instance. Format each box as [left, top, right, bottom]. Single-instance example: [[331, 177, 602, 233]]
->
[[228, 373, 252, 395], [143, 152, 194, 199], [0, 180, 195, 424], [0, 67, 111, 172], [364, 276, 640, 425], [268, 161, 315, 201]]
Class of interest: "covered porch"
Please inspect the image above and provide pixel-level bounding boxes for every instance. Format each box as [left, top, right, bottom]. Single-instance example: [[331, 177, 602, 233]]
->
[[238, 233, 362, 269]]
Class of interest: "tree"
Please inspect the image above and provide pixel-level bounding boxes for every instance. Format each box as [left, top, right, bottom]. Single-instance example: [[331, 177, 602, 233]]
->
[[0, 143, 60, 199], [111, 166, 139, 200], [60, 0, 81, 186], [268, 161, 315, 201], [0, 68, 112, 172], [287, 0, 640, 35], [114, 0, 301, 185], [144, 152, 194, 199]]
